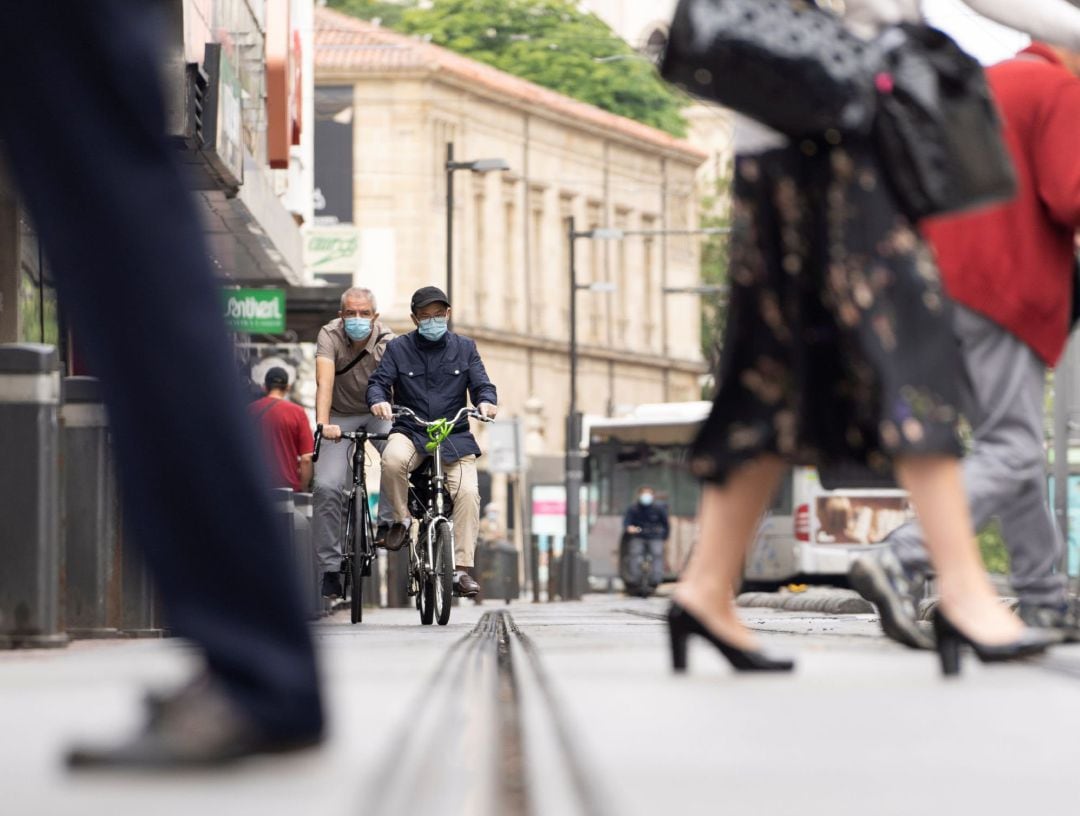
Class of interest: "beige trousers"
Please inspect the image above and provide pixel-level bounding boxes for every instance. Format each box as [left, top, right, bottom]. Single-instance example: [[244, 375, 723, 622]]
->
[[381, 432, 480, 568]]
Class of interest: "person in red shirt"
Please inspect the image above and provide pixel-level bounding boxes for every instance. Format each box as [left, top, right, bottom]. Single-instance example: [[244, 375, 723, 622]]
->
[[249, 367, 314, 493], [851, 43, 1080, 645]]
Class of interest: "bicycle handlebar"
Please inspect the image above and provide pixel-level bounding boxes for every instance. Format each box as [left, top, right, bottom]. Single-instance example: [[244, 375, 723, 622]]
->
[[313, 424, 390, 462], [391, 405, 493, 426]]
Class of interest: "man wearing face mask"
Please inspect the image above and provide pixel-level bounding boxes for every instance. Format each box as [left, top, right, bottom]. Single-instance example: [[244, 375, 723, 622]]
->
[[369, 286, 498, 597], [313, 287, 394, 599], [622, 486, 670, 596]]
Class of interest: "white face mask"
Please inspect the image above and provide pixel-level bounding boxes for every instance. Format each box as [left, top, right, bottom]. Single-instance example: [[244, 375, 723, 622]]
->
[[639, 493, 654, 506]]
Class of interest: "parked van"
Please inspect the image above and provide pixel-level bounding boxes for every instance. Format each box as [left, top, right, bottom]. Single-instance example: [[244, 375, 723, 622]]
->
[[745, 465, 912, 587]]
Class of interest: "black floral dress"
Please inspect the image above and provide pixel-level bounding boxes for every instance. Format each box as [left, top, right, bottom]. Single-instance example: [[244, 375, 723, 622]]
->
[[690, 139, 964, 484]]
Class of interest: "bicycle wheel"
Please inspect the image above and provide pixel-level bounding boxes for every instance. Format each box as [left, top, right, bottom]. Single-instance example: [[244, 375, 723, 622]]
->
[[344, 495, 363, 624], [433, 520, 454, 626], [417, 525, 435, 625]]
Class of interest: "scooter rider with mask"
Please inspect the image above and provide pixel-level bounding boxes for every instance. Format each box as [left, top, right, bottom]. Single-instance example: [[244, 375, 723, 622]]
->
[[369, 286, 498, 598], [622, 486, 670, 594], [313, 287, 395, 599]]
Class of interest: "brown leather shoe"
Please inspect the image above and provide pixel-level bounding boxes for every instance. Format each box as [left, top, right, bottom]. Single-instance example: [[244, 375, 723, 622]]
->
[[383, 522, 409, 552], [67, 675, 322, 770], [454, 571, 480, 598]]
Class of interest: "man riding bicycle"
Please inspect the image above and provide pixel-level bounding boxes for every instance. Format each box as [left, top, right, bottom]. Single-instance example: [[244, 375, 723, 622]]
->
[[368, 286, 498, 598], [313, 286, 394, 599]]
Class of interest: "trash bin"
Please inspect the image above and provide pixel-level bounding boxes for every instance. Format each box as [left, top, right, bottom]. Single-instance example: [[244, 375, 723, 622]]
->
[[476, 540, 520, 604], [0, 344, 66, 648], [293, 492, 321, 620], [62, 376, 122, 638]]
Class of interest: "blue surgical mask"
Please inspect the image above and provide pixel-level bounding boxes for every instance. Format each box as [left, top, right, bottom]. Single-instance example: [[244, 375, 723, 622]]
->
[[344, 317, 372, 341], [639, 493, 654, 506], [418, 316, 448, 341]]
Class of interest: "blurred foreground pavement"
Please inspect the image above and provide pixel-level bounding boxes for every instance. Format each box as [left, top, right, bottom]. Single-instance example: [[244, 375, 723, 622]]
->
[[2, 594, 1079, 816]]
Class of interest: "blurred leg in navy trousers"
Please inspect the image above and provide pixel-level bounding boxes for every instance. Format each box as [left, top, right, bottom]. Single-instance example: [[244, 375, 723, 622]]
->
[[0, 2, 323, 767]]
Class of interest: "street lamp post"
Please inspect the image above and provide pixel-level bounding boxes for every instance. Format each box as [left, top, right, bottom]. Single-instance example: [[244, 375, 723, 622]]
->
[[563, 217, 619, 601], [445, 142, 510, 313], [565, 215, 583, 602]]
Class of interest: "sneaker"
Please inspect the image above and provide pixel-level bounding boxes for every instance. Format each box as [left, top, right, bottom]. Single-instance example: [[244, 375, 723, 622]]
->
[[454, 571, 480, 598], [321, 572, 342, 599], [383, 522, 409, 552], [1018, 601, 1080, 642], [849, 550, 934, 650]]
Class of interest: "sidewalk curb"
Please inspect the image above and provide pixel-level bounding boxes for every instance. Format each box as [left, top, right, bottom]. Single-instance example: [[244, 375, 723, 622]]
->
[[737, 591, 875, 615]]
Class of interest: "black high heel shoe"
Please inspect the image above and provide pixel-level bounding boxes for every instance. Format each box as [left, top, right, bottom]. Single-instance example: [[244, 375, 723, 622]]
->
[[668, 601, 795, 673], [932, 608, 1060, 677]]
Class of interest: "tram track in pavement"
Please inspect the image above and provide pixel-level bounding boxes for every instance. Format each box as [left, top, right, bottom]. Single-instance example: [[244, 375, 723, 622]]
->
[[366, 610, 609, 816]]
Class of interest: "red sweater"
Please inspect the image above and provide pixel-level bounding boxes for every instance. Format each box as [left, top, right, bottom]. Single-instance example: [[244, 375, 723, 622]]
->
[[921, 43, 1080, 366]]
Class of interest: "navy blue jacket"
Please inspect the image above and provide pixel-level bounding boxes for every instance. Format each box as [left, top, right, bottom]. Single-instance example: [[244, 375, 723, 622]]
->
[[366, 330, 498, 463], [623, 501, 670, 540]]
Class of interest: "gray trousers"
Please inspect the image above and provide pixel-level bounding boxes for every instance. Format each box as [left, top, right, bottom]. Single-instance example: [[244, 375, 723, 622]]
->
[[312, 413, 393, 572], [626, 537, 665, 586], [889, 304, 1066, 607]]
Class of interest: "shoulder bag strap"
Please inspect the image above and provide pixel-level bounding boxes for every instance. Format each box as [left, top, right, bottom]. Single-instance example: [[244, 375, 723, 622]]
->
[[253, 398, 281, 422], [335, 332, 390, 377]]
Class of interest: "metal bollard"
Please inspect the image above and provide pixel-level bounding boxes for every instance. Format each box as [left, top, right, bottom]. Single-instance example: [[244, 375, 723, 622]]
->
[[0, 344, 67, 648], [62, 376, 121, 638], [293, 492, 321, 620]]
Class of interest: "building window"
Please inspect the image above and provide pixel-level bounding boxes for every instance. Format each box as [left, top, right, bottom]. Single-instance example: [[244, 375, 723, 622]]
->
[[529, 187, 546, 334], [642, 215, 657, 351], [587, 201, 604, 343], [503, 185, 519, 330], [473, 189, 486, 321], [614, 209, 631, 344]]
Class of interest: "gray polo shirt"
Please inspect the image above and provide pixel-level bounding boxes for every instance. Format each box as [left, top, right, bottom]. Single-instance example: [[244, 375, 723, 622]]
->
[[315, 318, 393, 416]]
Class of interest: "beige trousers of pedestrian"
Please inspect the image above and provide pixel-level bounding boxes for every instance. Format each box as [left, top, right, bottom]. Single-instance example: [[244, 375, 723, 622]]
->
[[381, 432, 480, 568]]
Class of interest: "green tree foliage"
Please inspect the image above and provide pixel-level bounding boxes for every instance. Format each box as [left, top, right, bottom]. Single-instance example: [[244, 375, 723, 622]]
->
[[978, 520, 1010, 575], [698, 171, 732, 376], [327, 0, 414, 28], [329, 0, 687, 136]]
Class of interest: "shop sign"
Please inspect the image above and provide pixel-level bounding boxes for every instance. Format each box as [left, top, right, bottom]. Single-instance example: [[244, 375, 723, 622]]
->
[[222, 288, 286, 334], [305, 227, 361, 274]]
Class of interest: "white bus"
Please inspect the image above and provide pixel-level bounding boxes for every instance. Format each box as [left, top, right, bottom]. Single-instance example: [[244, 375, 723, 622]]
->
[[583, 402, 913, 588]]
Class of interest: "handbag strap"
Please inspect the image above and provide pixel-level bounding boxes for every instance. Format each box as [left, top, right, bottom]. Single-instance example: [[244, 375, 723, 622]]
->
[[335, 332, 389, 377]]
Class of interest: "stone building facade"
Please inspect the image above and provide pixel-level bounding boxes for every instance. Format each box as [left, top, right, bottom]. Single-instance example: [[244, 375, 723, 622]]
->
[[313, 7, 708, 461]]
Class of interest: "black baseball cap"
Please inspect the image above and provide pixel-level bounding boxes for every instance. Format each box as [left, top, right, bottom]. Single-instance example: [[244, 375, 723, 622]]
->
[[264, 367, 289, 389], [411, 285, 450, 313]]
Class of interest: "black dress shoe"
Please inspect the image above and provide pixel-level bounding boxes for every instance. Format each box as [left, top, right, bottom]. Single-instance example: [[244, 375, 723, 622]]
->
[[67, 677, 322, 770], [932, 609, 1061, 677], [668, 601, 794, 673], [383, 522, 409, 552], [454, 571, 480, 598], [321, 571, 342, 599]]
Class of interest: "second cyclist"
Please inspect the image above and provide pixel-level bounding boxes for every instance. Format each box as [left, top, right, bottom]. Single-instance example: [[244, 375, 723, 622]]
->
[[368, 286, 498, 598]]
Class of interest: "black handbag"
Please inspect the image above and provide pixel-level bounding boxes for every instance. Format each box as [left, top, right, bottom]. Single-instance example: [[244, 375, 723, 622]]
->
[[660, 0, 878, 137], [872, 24, 1017, 220]]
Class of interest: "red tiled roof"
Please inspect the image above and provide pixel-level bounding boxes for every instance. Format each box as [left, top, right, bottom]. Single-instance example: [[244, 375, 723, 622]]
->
[[313, 7, 704, 162]]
